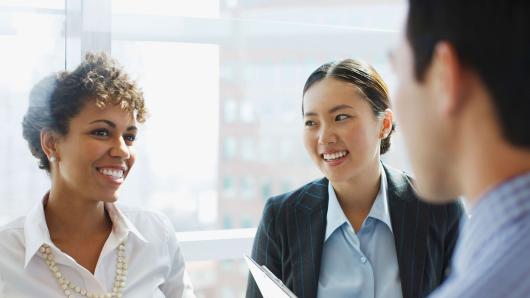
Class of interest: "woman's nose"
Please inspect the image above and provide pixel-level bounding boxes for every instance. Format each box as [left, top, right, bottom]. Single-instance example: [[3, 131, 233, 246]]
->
[[110, 137, 131, 159], [318, 125, 337, 145]]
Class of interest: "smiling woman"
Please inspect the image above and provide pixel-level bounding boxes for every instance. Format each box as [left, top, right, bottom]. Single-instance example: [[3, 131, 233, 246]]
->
[[247, 59, 464, 298], [0, 53, 195, 297]]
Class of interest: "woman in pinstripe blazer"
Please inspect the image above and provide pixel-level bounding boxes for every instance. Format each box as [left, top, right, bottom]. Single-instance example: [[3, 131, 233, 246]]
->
[[246, 59, 463, 298]]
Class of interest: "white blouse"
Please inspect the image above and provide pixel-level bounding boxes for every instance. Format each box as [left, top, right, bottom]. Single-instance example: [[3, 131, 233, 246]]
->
[[0, 198, 195, 298]]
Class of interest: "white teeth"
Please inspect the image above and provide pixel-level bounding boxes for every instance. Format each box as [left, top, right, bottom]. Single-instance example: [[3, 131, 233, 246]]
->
[[99, 168, 124, 179], [323, 151, 348, 161]]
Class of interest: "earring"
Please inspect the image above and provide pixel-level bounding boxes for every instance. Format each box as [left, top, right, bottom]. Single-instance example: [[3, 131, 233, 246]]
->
[[49, 155, 56, 162]]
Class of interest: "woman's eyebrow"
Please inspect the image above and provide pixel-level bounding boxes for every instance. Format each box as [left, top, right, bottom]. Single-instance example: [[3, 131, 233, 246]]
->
[[89, 120, 137, 131], [89, 119, 115, 127], [304, 104, 354, 117], [328, 104, 354, 114]]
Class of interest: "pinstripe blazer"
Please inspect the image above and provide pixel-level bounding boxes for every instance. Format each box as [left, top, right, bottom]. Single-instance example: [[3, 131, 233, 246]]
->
[[246, 165, 463, 298]]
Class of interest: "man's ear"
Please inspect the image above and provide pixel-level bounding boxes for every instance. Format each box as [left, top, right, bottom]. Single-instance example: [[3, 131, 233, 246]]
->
[[40, 129, 59, 161], [429, 41, 468, 117]]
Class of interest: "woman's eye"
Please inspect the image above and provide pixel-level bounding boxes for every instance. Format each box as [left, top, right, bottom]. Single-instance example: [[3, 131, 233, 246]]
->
[[335, 114, 350, 121], [92, 129, 109, 137], [304, 120, 316, 127], [124, 134, 136, 143]]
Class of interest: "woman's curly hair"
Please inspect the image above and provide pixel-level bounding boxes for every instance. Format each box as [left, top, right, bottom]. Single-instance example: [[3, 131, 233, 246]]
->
[[22, 52, 147, 172]]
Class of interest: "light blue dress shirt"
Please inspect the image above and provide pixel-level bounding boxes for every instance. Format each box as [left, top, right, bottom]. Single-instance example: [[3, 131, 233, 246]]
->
[[429, 171, 530, 297], [317, 167, 403, 298]]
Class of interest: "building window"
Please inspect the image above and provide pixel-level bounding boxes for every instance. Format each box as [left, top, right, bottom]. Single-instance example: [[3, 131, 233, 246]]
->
[[240, 137, 256, 161], [223, 137, 237, 160], [222, 215, 233, 229], [222, 175, 237, 198], [240, 176, 256, 199], [261, 180, 272, 201], [223, 100, 238, 123]]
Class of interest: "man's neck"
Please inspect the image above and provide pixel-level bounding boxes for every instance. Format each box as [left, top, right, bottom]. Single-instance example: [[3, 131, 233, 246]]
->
[[460, 142, 530, 208]]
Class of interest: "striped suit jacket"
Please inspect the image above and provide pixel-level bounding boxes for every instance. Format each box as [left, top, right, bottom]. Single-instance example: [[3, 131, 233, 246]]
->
[[246, 165, 463, 298]]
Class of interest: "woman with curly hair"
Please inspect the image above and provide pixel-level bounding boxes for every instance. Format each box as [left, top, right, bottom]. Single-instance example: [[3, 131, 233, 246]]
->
[[0, 53, 195, 297]]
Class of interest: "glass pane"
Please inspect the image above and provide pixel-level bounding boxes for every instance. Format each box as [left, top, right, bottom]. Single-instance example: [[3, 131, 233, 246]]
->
[[112, 41, 220, 231], [113, 0, 219, 18], [0, 9, 65, 225], [219, 0, 406, 29], [187, 259, 248, 298], [0, 0, 63, 10], [112, 2, 408, 296], [111, 0, 412, 230]]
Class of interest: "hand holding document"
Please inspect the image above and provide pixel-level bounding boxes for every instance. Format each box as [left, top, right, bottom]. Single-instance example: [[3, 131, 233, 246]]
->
[[245, 255, 297, 298]]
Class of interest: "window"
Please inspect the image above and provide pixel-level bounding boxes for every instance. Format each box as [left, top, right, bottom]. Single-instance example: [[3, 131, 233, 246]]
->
[[1, 0, 408, 296], [223, 137, 238, 160], [240, 176, 256, 199], [223, 175, 237, 198], [239, 101, 255, 123], [261, 179, 272, 200], [224, 100, 238, 123], [0, 0, 65, 225], [240, 137, 256, 161], [223, 215, 233, 229]]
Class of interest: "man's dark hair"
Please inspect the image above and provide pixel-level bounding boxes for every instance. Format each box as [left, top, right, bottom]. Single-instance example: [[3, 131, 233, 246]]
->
[[407, 0, 530, 147]]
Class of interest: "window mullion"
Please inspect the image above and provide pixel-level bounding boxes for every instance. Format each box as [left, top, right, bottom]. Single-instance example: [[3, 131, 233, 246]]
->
[[65, 0, 111, 70]]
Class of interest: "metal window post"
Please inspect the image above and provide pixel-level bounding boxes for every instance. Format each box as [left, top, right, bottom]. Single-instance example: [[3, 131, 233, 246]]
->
[[65, 0, 111, 70]]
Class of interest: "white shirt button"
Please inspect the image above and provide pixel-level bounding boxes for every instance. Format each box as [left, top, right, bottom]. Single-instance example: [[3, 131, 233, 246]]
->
[[360, 256, 367, 263]]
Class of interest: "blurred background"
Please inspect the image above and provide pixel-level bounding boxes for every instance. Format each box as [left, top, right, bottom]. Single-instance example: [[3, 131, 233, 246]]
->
[[0, 0, 408, 297]]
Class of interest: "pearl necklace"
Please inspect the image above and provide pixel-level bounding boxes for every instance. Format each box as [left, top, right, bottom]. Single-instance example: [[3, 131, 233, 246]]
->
[[40, 238, 128, 298]]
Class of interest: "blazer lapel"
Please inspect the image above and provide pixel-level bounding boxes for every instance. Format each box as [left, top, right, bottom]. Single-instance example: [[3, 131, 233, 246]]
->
[[289, 178, 329, 298], [385, 166, 430, 298], [284, 169, 430, 298]]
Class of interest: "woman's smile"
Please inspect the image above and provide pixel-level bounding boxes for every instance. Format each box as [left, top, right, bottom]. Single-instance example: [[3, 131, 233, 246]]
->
[[321, 150, 350, 166]]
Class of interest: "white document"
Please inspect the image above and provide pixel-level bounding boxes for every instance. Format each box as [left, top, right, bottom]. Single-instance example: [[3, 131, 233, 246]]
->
[[245, 255, 298, 298]]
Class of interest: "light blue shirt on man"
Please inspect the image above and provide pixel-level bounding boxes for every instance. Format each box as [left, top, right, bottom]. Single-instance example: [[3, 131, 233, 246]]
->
[[317, 167, 403, 298], [429, 171, 530, 297]]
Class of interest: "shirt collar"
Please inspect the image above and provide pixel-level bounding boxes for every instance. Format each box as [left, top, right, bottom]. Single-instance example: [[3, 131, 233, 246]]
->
[[23, 194, 54, 268], [367, 166, 393, 233], [105, 202, 148, 245], [325, 182, 350, 241], [23, 193, 148, 268], [325, 164, 393, 242]]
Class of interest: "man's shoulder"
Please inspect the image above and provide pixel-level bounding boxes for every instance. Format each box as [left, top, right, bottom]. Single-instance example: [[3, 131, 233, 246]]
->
[[433, 192, 530, 298], [432, 239, 530, 298]]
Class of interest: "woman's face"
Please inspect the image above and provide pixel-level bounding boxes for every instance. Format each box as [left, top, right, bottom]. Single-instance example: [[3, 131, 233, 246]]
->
[[52, 99, 137, 203], [303, 77, 385, 184]]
